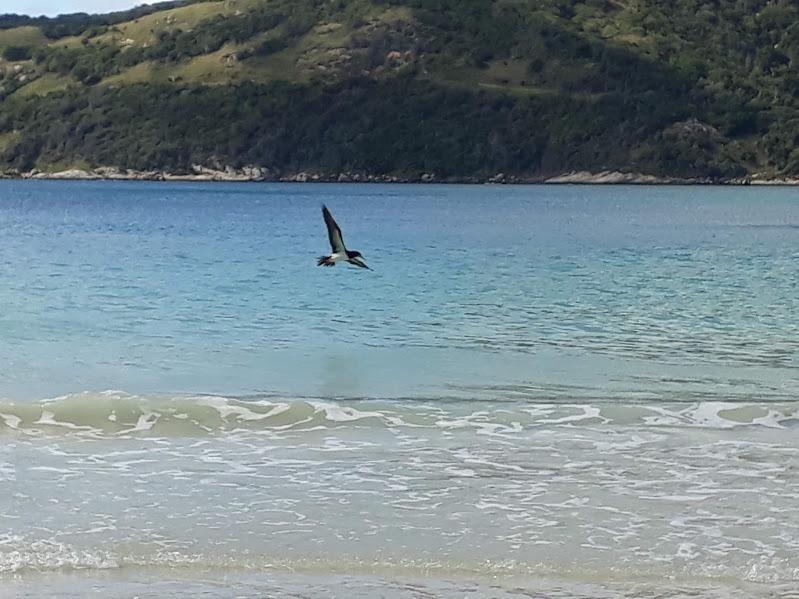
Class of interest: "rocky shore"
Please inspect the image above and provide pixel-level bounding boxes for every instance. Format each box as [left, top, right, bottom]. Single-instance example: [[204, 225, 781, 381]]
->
[[1, 165, 797, 185]]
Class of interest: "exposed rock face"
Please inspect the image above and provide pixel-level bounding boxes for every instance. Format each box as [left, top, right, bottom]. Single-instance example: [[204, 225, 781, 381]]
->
[[664, 118, 723, 142], [747, 177, 799, 185], [545, 170, 673, 184], [4, 166, 798, 185], [15, 165, 274, 182], [93, 166, 134, 179], [28, 169, 100, 180]]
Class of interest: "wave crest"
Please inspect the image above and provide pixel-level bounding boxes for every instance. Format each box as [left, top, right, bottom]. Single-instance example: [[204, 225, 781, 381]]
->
[[0, 391, 796, 437], [0, 391, 398, 437]]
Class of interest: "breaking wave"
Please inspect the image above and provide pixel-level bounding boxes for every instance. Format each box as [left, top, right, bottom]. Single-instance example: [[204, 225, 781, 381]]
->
[[0, 391, 797, 437]]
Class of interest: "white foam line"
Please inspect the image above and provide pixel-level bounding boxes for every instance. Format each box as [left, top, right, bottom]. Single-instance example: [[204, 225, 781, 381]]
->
[[0, 414, 21, 429], [445, 466, 476, 477], [538, 405, 604, 424], [641, 494, 710, 502], [194, 396, 292, 421], [752, 409, 791, 429], [116, 411, 159, 434], [34, 410, 95, 431], [28, 466, 77, 474], [271, 417, 318, 431], [465, 457, 525, 472], [311, 402, 386, 422]]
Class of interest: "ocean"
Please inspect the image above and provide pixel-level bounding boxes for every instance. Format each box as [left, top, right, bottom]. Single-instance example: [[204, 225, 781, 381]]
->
[[0, 180, 797, 598]]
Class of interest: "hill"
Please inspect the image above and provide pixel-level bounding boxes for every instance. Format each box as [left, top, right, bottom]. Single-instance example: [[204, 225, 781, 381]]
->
[[0, 0, 797, 182]]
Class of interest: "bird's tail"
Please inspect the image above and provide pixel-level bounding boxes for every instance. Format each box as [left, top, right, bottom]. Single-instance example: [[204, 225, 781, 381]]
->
[[317, 255, 335, 267]]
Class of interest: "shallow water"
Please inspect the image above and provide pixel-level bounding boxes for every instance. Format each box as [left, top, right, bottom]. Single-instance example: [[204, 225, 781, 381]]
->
[[1, 181, 798, 597]]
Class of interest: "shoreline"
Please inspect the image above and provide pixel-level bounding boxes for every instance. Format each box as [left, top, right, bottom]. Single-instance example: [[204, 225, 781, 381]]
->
[[1, 166, 798, 185]]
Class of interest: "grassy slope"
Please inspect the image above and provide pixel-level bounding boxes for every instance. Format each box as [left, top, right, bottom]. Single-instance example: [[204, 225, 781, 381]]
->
[[0, 26, 47, 48], [0, 0, 796, 178], [94, 0, 261, 45]]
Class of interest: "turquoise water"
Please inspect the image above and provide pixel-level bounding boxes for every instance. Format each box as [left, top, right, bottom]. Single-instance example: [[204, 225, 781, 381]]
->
[[3, 180, 798, 398], [1, 181, 798, 597]]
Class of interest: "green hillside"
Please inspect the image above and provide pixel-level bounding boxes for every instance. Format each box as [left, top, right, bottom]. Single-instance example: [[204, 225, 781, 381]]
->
[[0, 0, 797, 180]]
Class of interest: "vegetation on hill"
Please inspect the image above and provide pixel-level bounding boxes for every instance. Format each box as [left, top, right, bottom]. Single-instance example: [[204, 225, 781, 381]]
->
[[0, 2, 207, 39], [0, 0, 797, 180]]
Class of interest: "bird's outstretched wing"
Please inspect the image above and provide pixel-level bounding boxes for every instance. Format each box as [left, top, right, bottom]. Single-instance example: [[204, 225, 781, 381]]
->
[[322, 204, 347, 254]]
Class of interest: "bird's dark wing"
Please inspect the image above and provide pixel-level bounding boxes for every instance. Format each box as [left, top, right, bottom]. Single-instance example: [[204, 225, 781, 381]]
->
[[349, 259, 371, 270], [322, 204, 347, 254]]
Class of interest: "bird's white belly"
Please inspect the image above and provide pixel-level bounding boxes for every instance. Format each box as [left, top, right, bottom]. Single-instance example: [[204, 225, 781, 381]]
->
[[330, 252, 347, 262]]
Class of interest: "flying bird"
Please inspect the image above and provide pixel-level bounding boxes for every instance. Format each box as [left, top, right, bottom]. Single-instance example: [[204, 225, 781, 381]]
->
[[317, 204, 370, 269]]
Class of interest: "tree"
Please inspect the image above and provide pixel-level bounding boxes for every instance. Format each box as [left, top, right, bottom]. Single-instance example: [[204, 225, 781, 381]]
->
[[2, 46, 32, 61]]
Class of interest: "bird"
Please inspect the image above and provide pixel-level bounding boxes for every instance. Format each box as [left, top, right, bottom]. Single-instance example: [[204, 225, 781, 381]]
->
[[317, 204, 370, 269]]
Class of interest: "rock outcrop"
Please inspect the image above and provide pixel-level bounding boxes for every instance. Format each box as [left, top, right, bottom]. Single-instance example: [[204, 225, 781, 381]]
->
[[3, 166, 798, 185]]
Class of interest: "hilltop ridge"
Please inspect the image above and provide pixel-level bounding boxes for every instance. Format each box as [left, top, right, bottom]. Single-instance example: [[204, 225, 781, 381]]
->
[[1, 0, 797, 182]]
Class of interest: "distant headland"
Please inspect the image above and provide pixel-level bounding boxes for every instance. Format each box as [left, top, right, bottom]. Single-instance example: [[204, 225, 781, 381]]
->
[[1, 1, 797, 182]]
